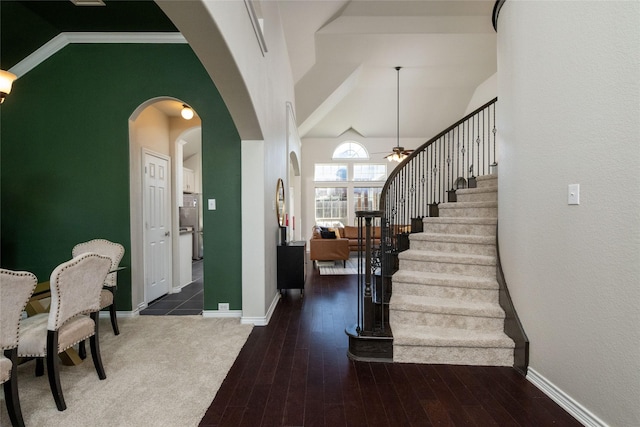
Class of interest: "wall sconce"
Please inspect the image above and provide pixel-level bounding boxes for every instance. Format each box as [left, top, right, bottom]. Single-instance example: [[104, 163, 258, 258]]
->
[[0, 70, 17, 104], [181, 104, 194, 120]]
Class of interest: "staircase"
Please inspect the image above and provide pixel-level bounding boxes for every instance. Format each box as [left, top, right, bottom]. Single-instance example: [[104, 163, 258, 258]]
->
[[390, 174, 515, 366]]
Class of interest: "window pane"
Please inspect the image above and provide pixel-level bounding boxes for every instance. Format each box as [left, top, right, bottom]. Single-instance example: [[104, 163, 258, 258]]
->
[[314, 164, 347, 181], [315, 187, 347, 226], [353, 164, 387, 181], [354, 187, 382, 212], [332, 141, 368, 159]]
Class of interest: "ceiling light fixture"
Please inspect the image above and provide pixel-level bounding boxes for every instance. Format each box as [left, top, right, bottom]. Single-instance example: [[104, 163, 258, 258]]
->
[[0, 70, 17, 104], [385, 66, 413, 162], [181, 104, 194, 120]]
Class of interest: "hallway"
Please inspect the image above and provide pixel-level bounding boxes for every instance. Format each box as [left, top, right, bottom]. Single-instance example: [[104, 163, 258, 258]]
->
[[198, 261, 582, 426]]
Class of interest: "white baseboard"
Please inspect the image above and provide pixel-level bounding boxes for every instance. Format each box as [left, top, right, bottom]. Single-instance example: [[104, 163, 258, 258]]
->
[[240, 292, 281, 326], [202, 309, 242, 319], [527, 367, 608, 427]]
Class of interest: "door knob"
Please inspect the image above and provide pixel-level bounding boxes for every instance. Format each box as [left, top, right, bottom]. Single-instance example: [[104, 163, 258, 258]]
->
[[165, 231, 170, 236]]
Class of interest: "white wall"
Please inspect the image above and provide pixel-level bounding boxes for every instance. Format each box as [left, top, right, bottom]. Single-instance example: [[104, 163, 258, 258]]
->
[[464, 72, 497, 115], [497, 2, 640, 426], [172, 1, 295, 321]]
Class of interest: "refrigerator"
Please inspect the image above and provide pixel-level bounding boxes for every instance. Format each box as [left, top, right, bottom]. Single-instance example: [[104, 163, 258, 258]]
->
[[180, 193, 204, 260]]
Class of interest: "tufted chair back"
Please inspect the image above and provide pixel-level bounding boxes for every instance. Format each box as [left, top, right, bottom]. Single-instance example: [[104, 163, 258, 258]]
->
[[0, 269, 38, 351], [72, 239, 124, 288], [47, 253, 111, 331], [1, 269, 38, 426]]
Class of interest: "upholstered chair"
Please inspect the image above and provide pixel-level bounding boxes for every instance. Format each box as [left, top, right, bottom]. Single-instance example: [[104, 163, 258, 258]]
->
[[0, 269, 38, 427], [17, 253, 111, 411], [72, 239, 125, 335]]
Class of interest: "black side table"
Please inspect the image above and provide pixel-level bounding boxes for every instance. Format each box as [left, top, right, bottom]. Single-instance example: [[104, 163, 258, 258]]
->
[[277, 241, 306, 294]]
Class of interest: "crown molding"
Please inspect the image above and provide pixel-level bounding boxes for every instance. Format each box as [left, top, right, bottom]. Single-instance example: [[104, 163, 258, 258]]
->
[[9, 32, 186, 78]]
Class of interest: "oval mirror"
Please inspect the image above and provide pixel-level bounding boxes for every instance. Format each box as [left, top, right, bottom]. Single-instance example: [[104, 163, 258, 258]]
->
[[276, 178, 286, 226]]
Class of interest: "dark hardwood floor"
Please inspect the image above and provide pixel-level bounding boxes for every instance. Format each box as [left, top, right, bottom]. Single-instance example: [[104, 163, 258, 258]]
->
[[199, 260, 582, 427]]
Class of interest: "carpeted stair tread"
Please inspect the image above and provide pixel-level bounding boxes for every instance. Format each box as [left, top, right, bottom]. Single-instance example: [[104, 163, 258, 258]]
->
[[392, 270, 498, 290], [439, 201, 497, 210], [456, 186, 497, 195], [391, 294, 505, 318], [399, 249, 496, 266], [392, 324, 514, 348], [411, 233, 494, 245], [424, 217, 497, 225]]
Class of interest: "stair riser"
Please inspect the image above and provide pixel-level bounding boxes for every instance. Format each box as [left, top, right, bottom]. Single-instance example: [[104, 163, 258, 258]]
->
[[476, 176, 498, 189], [393, 282, 499, 303], [390, 310, 504, 331], [439, 207, 497, 218], [410, 240, 496, 257], [456, 191, 497, 203], [400, 259, 496, 278], [393, 345, 513, 366], [423, 222, 496, 236]]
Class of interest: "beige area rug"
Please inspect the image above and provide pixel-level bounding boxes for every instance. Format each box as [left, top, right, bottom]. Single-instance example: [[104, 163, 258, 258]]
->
[[317, 257, 378, 275], [0, 316, 253, 427], [317, 258, 358, 275]]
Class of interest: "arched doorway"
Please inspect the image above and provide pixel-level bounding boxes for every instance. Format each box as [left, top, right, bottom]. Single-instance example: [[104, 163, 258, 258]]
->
[[129, 97, 202, 311]]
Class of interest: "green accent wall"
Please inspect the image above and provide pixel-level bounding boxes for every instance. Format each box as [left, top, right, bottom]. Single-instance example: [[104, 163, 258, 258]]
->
[[0, 43, 242, 311]]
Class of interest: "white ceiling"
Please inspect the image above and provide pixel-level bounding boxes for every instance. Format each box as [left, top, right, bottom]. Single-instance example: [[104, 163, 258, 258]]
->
[[151, 100, 202, 159], [278, 0, 497, 142]]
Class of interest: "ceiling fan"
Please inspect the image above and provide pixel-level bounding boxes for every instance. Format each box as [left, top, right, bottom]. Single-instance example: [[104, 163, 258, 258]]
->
[[384, 66, 413, 162], [384, 145, 414, 162]]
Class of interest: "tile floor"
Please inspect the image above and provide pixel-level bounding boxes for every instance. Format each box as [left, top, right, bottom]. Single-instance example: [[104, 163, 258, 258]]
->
[[140, 259, 203, 315]]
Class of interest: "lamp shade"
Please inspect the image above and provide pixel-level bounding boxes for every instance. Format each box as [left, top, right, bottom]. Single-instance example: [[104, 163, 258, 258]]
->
[[0, 70, 17, 99]]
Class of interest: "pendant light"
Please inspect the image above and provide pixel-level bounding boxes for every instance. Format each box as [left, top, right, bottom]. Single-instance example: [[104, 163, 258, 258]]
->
[[385, 66, 413, 162]]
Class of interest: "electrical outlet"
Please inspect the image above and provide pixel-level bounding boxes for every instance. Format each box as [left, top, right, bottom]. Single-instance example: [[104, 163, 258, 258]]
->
[[218, 302, 229, 311]]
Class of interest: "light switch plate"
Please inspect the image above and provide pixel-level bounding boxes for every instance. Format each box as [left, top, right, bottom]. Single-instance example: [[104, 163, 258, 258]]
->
[[208, 199, 216, 210], [568, 184, 580, 205]]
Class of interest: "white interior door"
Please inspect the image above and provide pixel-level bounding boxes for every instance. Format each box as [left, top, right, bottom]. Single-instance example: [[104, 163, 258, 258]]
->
[[143, 151, 172, 302]]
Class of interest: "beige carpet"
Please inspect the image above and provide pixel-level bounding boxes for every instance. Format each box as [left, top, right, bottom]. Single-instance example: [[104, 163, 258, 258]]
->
[[0, 316, 253, 427]]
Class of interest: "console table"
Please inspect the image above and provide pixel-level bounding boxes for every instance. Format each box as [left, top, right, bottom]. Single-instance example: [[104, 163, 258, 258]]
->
[[277, 241, 306, 294]]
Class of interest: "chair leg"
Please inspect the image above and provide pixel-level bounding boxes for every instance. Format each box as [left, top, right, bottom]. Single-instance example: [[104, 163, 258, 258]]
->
[[90, 312, 106, 380], [78, 340, 86, 360], [4, 349, 25, 427], [109, 302, 120, 335], [46, 331, 66, 411], [35, 358, 44, 377]]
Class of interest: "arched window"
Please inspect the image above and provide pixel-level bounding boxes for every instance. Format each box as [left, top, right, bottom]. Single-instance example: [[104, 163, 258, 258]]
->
[[332, 141, 369, 159]]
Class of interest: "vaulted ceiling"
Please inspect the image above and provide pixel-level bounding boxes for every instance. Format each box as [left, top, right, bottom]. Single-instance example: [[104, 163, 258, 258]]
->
[[1, 0, 497, 144], [279, 1, 497, 140]]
